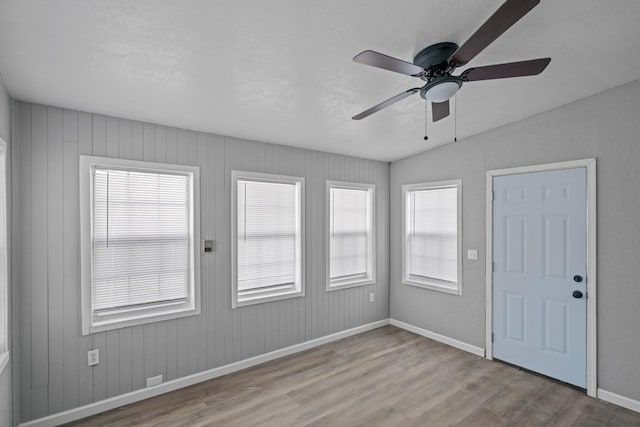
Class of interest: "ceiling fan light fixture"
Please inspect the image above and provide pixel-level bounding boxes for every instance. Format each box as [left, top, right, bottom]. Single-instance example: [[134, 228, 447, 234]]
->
[[421, 79, 462, 103]]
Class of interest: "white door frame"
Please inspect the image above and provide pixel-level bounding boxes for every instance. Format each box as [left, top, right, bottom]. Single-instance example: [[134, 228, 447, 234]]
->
[[485, 158, 597, 397]]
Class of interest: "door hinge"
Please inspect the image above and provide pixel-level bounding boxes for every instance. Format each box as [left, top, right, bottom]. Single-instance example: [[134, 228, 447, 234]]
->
[[491, 332, 494, 343], [492, 190, 495, 201], [492, 261, 495, 272]]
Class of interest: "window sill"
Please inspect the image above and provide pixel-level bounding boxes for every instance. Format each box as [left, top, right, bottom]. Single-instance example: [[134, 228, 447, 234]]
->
[[402, 279, 461, 296], [234, 289, 304, 308], [83, 304, 200, 335], [0, 352, 9, 376], [326, 278, 375, 292]]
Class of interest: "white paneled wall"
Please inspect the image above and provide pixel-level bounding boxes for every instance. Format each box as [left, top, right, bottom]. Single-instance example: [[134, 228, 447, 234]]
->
[[13, 102, 390, 422]]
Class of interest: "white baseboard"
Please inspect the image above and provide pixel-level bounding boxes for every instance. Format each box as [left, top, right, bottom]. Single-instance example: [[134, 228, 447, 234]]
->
[[389, 318, 485, 357], [598, 389, 640, 413], [19, 319, 390, 427]]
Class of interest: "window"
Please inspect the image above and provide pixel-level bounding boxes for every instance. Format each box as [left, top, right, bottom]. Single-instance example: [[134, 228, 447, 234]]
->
[[0, 138, 8, 373], [326, 181, 375, 290], [232, 171, 304, 307], [402, 180, 462, 295], [80, 156, 200, 335]]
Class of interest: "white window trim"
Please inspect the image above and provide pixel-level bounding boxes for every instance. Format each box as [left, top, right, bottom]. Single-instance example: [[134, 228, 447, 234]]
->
[[326, 181, 376, 291], [79, 155, 201, 335], [0, 137, 8, 374], [231, 171, 305, 308], [401, 179, 463, 295]]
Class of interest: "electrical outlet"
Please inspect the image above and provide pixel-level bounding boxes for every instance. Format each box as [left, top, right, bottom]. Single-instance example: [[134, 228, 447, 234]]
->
[[87, 349, 99, 367], [146, 374, 163, 387], [369, 293, 375, 303], [467, 249, 478, 261]]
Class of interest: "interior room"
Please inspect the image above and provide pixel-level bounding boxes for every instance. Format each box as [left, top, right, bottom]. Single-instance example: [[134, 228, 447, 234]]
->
[[1, 1, 640, 426]]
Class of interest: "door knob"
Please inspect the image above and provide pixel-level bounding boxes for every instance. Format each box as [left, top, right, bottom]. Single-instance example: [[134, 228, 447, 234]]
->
[[572, 290, 583, 299], [573, 275, 583, 283]]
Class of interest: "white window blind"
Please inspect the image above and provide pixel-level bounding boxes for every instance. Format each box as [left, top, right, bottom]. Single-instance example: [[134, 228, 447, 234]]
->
[[92, 168, 191, 312], [403, 181, 461, 293], [328, 183, 375, 289], [80, 155, 200, 335], [233, 172, 304, 307]]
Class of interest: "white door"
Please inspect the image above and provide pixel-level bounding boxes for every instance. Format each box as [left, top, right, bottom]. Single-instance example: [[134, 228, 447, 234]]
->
[[493, 167, 586, 388]]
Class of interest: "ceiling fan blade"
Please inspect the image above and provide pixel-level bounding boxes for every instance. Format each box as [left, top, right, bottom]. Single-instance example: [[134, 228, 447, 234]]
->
[[352, 88, 420, 120], [461, 58, 550, 81], [450, 0, 540, 66], [432, 100, 450, 122], [353, 50, 425, 76]]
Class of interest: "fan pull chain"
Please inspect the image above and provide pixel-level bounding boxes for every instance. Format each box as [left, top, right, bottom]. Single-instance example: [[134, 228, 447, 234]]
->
[[423, 102, 429, 141], [454, 93, 458, 142]]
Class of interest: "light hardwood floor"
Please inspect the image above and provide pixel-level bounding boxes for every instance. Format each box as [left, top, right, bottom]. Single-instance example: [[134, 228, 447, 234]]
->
[[67, 326, 640, 426]]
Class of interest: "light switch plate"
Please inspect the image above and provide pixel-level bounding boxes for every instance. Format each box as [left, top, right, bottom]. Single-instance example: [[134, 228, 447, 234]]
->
[[467, 249, 478, 261], [88, 349, 99, 367]]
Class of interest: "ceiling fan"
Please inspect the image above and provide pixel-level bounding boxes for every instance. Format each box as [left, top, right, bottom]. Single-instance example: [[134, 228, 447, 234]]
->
[[352, 0, 550, 122]]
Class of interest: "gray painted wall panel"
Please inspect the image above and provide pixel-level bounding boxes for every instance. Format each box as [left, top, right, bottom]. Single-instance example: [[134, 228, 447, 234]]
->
[[390, 79, 640, 402], [0, 79, 13, 427], [14, 102, 390, 421]]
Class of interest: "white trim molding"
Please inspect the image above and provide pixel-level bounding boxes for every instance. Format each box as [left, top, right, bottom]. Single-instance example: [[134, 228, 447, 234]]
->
[[18, 319, 390, 427], [598, 389, 640, 414], [390, 319, 484, 357], [325, 180, 376, 292], [401, 179, 463, 295], [0, 351, 8, 376], [231, 170, 306, 308], [485, 158, 597, 397], [79, 155, 202, 335]]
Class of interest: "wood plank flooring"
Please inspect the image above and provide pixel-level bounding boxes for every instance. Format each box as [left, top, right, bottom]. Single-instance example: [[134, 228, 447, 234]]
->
[[67, 326, 640, 426]]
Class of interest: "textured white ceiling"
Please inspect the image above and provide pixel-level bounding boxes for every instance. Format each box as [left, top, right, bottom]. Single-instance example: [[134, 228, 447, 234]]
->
[[1, 1, 640, 161]]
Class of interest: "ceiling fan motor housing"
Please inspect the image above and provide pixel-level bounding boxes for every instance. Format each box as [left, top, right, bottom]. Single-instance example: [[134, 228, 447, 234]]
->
[[413, 42, 458, 71], [413, 42, 463, 102]]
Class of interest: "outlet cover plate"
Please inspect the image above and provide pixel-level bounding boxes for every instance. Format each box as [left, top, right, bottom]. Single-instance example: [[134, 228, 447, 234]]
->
[[146, 374, 163, 387]]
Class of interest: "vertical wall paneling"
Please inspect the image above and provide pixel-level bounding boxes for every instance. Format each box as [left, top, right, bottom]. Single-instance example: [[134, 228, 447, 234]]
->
[[47, 107, 64, 415], [18, 103, 33, 421], [62, 109, 80, 411], [194, 133, 207, 374], [214, 137, 228, 365], [14, 102, 390, 421], [143, 324, 155, 386], [105, 331, 120, 398], [118, 119, 132, 159], [203, 134, 214, 369], [91, 332, 107, 402], [304, 150, 314, 342], [227, 138, 242, 363], [30, 104, 49, 419], [131, 122, 143, 161], [118, 328, 132, 395]]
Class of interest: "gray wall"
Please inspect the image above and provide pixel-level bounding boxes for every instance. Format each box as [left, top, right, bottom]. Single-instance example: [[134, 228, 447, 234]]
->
[[390, 79, 640, 401], [13, 101, 390, 422], [0, 80, 12, 427]]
